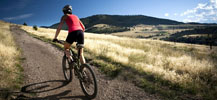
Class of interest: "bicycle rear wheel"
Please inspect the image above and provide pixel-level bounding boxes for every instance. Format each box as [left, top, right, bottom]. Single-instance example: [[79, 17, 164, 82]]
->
[[62, 55, 73, 82], [79, 64, 98, 99]]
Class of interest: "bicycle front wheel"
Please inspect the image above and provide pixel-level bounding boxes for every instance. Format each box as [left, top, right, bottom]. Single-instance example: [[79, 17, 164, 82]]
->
[[62, 55, 73, 82], [79, 64, 98, 99]]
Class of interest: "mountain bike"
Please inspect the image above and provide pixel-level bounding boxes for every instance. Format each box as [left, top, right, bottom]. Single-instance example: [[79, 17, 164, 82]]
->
[[54, 39, 98, 99]]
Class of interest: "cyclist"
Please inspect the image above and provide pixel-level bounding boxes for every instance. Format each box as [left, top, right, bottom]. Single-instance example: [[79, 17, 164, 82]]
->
[[53, 5, 86, 64]]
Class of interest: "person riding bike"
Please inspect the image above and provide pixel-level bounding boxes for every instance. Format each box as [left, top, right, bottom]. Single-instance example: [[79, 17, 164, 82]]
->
[[53, 5, 86, 64]]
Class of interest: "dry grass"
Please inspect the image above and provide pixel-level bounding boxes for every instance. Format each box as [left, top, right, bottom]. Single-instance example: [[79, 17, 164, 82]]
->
[[85, 34, 217, 86], [21, 25, 217, 99], [112, 25, 188, 39], [0, 21, 21, 91], [22, 26, 68, 40]]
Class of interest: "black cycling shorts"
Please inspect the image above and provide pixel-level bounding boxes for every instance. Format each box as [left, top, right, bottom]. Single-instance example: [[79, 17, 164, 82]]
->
[[66, 30, 84, 45]]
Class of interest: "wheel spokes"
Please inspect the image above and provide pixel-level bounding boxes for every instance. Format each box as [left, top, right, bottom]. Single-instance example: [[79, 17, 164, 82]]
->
[[82, 68, 95, 94]]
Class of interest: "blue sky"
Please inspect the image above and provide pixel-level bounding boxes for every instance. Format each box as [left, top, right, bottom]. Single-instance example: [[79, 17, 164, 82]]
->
[[0, 0, 216, 26]]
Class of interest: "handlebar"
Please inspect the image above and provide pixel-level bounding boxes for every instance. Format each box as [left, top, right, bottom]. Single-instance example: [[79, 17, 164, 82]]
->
[[53, 39, 65, 45]]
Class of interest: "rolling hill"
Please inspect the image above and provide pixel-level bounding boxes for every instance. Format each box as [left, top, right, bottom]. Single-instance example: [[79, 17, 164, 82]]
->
[[49, 14, 184, 32]]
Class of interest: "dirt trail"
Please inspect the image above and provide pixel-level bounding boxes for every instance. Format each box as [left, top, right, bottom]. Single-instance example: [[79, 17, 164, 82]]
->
[[11, 25, 160, 100]]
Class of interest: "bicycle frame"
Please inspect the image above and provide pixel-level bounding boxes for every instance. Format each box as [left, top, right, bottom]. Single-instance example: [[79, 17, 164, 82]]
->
[[69, 48, 85, 80], [55, 39, 98, 99], [56, 40, 82, 78]]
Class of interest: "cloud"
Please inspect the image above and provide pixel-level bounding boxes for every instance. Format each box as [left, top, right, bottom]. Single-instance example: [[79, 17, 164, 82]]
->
[[164, 13, 169, 17], [180, 0, 217, 23], [3, 13, 33, 21]]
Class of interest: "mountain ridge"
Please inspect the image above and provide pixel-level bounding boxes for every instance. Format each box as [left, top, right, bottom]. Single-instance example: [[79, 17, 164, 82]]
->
[[49, 14, 184, 31]]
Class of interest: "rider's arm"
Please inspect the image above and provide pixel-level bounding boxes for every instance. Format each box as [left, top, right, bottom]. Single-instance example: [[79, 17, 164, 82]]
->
[[54, 16, 65, 39], [79, 20, 85, 32]]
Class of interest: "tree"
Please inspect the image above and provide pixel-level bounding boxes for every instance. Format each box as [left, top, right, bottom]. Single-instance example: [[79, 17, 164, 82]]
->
[[33, 25, 38, 31], [23, 22, 27, 26]]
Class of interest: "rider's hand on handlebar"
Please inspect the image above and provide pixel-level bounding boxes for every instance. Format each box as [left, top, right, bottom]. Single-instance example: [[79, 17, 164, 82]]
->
[[52, 38, 58, 42]]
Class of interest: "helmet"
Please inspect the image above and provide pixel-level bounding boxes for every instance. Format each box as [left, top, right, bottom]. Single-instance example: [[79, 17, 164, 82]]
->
[[62, 5, 72, 14]]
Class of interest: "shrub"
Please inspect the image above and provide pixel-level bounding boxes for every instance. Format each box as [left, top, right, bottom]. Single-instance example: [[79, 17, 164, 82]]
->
[[23, 22, 27, 26], [33, 25, 38, 31]]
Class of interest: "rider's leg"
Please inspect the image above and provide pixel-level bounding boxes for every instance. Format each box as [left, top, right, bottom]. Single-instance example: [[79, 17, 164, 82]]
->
[[64, 42, 72, 59], [78, 48, 86, 64]]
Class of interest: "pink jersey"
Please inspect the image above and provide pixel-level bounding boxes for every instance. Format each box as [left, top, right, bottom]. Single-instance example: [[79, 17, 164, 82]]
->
[[65, 14, 84, 33]]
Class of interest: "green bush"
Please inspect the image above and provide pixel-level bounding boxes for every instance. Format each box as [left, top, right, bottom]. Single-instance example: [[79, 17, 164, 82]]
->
[[23, 22, 27, 26], [33, 25, 38, 31]]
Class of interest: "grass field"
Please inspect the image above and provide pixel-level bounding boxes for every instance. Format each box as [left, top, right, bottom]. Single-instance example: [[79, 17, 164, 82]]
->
[[21, 25, 217, 100], [111, 24, 189, 39], [0, 21, 23, 99]]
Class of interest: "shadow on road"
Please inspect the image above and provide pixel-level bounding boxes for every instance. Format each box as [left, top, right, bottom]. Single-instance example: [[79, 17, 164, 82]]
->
[[16, 90, 89, 100], [21, 80, 69, 93], [15, 80, 90, 100]]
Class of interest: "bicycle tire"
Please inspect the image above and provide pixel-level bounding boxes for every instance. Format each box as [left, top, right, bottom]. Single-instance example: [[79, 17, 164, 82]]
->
[[62, 55, 73, 82], [79, 64, 98, 99]]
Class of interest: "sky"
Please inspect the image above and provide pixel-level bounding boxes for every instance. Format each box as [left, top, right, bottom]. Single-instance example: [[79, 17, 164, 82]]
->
[[0, 0, 216, 26]]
